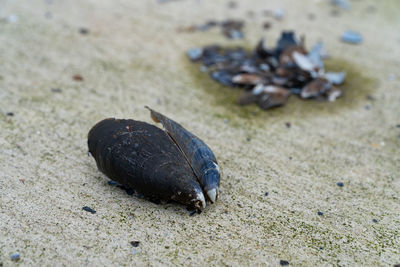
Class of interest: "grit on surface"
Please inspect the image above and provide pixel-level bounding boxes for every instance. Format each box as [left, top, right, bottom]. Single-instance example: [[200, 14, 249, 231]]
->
[[0, 0, 399, 266]]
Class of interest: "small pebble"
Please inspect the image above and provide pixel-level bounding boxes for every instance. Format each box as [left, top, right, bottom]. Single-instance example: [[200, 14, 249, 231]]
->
[[372, 219, 378, 223], [317, 211, 324, 216], [130, 241, 140, 247], [6, 112, 14, 116], [10, 253, 20, 262], [82, 206, 96, 214], [280, 260, 289, 266], [264, 192, 269, 196], [336, 182, 344, 187]]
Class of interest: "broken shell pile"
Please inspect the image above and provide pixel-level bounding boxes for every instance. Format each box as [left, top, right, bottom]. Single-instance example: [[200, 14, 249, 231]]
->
[[187, 31, 346, 110]]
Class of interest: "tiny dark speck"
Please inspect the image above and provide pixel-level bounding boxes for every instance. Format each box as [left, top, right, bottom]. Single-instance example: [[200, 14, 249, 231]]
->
[[79, 28, 89, 34], [246, 137, 251, 142], [336, 182, 344, 187], [366, 94, 375, 101], [130, 241, 140, 247], [82, 206, 96, 214], [317, 211, 324, 216], [396, 124, 400, 128], [51, 88, 62, 93], [72, 74, 84, 81], [393, 264, 400, 267], [264, 192, 269, 196], [280, 260, 289, 266], [6, 112, 14, 116], [285, 122, 291, 128], [372, 219, 378, 223]]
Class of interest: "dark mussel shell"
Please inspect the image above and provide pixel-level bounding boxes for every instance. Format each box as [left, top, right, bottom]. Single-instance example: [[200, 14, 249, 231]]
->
[[146, 107, 220, 204], [88, 118, 207, 211]]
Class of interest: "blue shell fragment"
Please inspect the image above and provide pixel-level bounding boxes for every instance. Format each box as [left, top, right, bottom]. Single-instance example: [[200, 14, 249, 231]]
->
[[187, 47, 203, 61], [82, 206, 96, 214], [324, 71, 347, 85], [341, 30, 363, 44], [10, 253, 20, 261], [210, 70, 235, 86], [331, 0, 351, 10]]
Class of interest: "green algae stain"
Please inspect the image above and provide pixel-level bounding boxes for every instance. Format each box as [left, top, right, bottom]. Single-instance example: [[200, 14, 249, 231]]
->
[[184, 57, 376, 125]]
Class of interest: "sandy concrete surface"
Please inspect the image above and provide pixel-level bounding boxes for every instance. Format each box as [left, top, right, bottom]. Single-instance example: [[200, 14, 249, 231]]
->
[[1, 0, 399, 266]]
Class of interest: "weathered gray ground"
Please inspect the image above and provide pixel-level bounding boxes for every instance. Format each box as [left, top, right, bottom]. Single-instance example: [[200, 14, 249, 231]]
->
[[1, 0, 399, 266]]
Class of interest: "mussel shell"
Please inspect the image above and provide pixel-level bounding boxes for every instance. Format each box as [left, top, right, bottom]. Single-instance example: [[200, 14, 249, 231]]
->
[[146, 107, 220, 203], [88, 118, 205, 210]]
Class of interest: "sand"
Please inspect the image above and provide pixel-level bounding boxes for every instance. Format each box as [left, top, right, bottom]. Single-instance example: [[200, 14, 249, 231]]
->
[[1, 0, 399, 266]]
